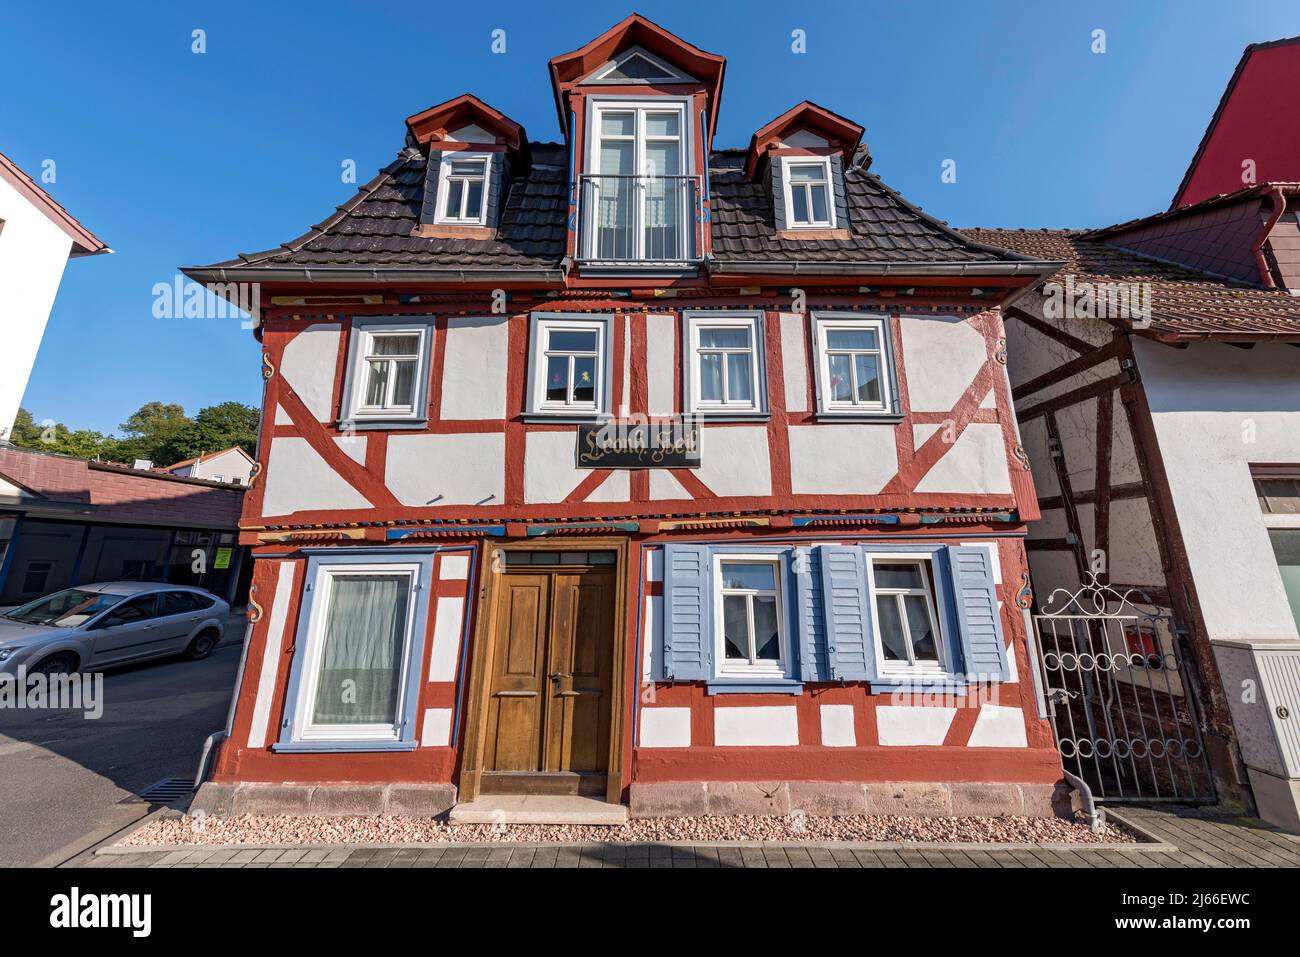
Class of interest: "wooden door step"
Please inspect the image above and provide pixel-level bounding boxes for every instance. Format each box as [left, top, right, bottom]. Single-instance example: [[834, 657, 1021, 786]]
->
[[449, 795, 629, 826], [479, 771, 607, 796]]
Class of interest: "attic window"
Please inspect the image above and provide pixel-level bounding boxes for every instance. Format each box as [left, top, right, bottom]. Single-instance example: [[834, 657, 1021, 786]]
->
[[586, 46, 694, 84], [783, 158, 834, 228], [435, 154, 490, 225]]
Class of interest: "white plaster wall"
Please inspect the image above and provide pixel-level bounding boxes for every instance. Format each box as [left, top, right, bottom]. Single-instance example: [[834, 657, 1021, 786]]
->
[[912, 423, 1012, 494], [1028, 506, 1069, 540], [778, 312, 809, 413], [0, 174, 76, 440], [788, 423, 897, 494], [639, 707, 691, 748], [247, 561, 297, 748], [649, 470, 690, 500], [1106, 496, 1163, 586], [386, 432, 505, 507], [1003, 291, 1116, 389], [966, 705, 1028, 747], [279, 323, 340, 421], [694, 426, 771, 497], [900, 315, 986, 412], [646, 312, 676, 416], [1018, 416, 1060, 499], [714, 705, 799, 746], [819, 704, 856, 747], [1135, 339, 1300, 643], [1051, 396, 1099, 497], [262, 437, 371, 516], [876, 705, 955, 745], [588, 470, 630, 502], [185, 447, 255, 483], [524, 431, 590, 503], [439, 316, 507, 420]]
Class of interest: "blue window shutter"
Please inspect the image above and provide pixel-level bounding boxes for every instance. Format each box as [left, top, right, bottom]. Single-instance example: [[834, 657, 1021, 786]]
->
[[819, 545, 876, 680], [946, 545, 1011, 682], [793, 547, 828, 682], [661, 544, 712, 680]]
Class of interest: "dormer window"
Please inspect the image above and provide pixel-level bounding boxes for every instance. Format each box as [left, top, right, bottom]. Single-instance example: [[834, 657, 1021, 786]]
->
[[784, 159, 834, 228], [435, 154, 491, 226], [579, 100, 698, 265]]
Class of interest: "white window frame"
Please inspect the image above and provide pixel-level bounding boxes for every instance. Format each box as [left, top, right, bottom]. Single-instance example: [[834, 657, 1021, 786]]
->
[[781, 156, 835, 229], [345, 322, 431, 424], [867, 554, 947, 677], [290, 561, 421, 744], [813, 314, 892, 414], [529, 316, 607, 415], [434, 151, 492, 226], [584, 98, 692, 262], [1256, 472, 1300, 529], [713, 555, 790, 679], [685, 311, 765, 415]]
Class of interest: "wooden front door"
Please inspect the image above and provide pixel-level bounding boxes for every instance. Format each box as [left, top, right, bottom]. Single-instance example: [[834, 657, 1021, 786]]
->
[[481, 557, 615, 792]]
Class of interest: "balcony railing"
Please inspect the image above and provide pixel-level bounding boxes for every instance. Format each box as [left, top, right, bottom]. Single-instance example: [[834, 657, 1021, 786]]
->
[[576, 173, 702, 265]]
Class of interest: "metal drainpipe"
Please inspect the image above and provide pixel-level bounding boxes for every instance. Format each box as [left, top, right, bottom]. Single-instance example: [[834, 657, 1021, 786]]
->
[[1063, 769, 1106, 834]]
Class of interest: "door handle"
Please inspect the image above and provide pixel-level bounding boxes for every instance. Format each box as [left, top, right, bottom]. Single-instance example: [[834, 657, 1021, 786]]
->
[[549, 671, 571, 683]]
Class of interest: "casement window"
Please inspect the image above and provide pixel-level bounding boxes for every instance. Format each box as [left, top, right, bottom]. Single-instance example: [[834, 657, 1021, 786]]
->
[[1253, 470, 1300, 632], [782, 158, 834, 228], [868, 556, 946, 676], [683, 311, 767, 417], [582, 99, 693, 263], [277, 550, 435, 751], [811, 312, 900, 419], [658, 542, 1010, 690], [525, 315, 612, 418], [340, 320, 433, 428], [435, 153, 491, 225], [715, 557, 789, 679]]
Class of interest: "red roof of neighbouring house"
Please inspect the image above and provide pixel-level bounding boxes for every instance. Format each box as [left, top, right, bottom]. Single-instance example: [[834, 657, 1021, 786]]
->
[[1171, 35, 1300, 208], [0, 150, 110, 256], [163, 446, 256, 472]]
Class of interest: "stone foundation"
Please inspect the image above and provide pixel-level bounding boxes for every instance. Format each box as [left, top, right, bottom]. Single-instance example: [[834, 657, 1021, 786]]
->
[[191, 782, 458, 818], [630, 780, 1071, 819]]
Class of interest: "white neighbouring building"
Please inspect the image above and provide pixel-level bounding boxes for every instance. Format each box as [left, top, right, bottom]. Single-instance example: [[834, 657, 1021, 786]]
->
[[164, 446, 257, 486], [0, 150, 110, 441]]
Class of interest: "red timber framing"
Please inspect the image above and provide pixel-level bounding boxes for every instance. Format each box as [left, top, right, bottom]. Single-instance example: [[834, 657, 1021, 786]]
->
[[1005, 305, 1251, 799]]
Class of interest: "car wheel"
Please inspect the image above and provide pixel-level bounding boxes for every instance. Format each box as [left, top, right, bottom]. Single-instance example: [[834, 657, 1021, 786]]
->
[[184, 629, 220, 661], [28, 652, 79, 679]]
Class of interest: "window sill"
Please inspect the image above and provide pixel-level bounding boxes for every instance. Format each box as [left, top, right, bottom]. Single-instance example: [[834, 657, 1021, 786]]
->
[[776, 228, 850, 240], [869, 676, 969, 695], [575, 260, 700, 278], [272, 740, 420, 754], [707, 679, 803, 695], [337, 418, 428, 432], [521, 411, 609, 424], [811, 411, 904, 424], [689, 410, 771, 423]]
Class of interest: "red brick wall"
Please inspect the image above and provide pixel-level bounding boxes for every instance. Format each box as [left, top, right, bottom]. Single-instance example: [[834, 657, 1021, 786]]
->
[[0, 447, 244, 528]]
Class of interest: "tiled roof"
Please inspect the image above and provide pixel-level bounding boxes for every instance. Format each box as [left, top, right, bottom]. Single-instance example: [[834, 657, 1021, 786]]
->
[[961, 228, 1300, 339], [0, 149, 110, 256], [710, 150, 1031, 264], [196, 144, 1045, 275]]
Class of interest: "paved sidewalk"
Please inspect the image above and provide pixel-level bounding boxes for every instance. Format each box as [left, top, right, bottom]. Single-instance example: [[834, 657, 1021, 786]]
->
[[64, 806, 1300, 869]]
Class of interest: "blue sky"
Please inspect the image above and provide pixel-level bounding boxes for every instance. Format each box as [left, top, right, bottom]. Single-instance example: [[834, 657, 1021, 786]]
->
[[4, 1, 1297, 434]]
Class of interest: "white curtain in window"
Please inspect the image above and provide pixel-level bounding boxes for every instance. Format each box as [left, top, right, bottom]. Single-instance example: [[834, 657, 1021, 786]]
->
[[311, 574, 409, 725]]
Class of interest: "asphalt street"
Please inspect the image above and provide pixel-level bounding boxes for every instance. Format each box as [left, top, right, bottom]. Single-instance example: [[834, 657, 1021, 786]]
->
[[0, 613, 245, 866]]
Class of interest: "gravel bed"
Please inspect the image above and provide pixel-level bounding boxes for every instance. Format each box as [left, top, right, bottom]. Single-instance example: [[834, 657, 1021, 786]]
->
[[121, 812, 1130, 847]]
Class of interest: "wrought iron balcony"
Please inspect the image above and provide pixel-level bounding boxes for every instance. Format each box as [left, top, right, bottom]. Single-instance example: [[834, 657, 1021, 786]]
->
[[576, 173, 703, 266]]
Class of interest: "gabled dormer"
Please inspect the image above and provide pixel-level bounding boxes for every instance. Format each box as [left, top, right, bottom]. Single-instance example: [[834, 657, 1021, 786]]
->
[[405, 94, 529, 239], [744, 101, 865, 239], [549, 15, 725, 272]]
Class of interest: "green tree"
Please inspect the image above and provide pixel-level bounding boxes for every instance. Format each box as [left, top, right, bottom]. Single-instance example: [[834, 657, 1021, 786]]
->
[[6, 407, 109, 458], [113, 401, 191, 464], [160, 401, 261, 464]]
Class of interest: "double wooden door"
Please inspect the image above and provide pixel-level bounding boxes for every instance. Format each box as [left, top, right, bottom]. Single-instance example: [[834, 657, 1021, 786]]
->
[[482, 560, 615, 792]]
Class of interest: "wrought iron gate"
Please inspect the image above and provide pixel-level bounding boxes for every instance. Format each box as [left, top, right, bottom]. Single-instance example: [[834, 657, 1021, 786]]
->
[[1033, 575, 1216, 803]]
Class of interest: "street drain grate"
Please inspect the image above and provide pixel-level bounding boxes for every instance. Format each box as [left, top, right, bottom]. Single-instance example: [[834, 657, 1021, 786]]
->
[[122, 778, 195, 806]]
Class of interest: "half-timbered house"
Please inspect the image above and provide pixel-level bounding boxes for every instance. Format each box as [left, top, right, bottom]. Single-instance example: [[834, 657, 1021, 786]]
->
[[187, 15, 1068, 822]]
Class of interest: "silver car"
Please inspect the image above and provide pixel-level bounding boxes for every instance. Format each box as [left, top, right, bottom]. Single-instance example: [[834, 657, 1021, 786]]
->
[[0, 582, 229, 677]]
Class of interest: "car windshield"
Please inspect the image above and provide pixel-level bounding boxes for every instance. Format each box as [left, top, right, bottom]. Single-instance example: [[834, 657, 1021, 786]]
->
[[3, 589, 127, 628]]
